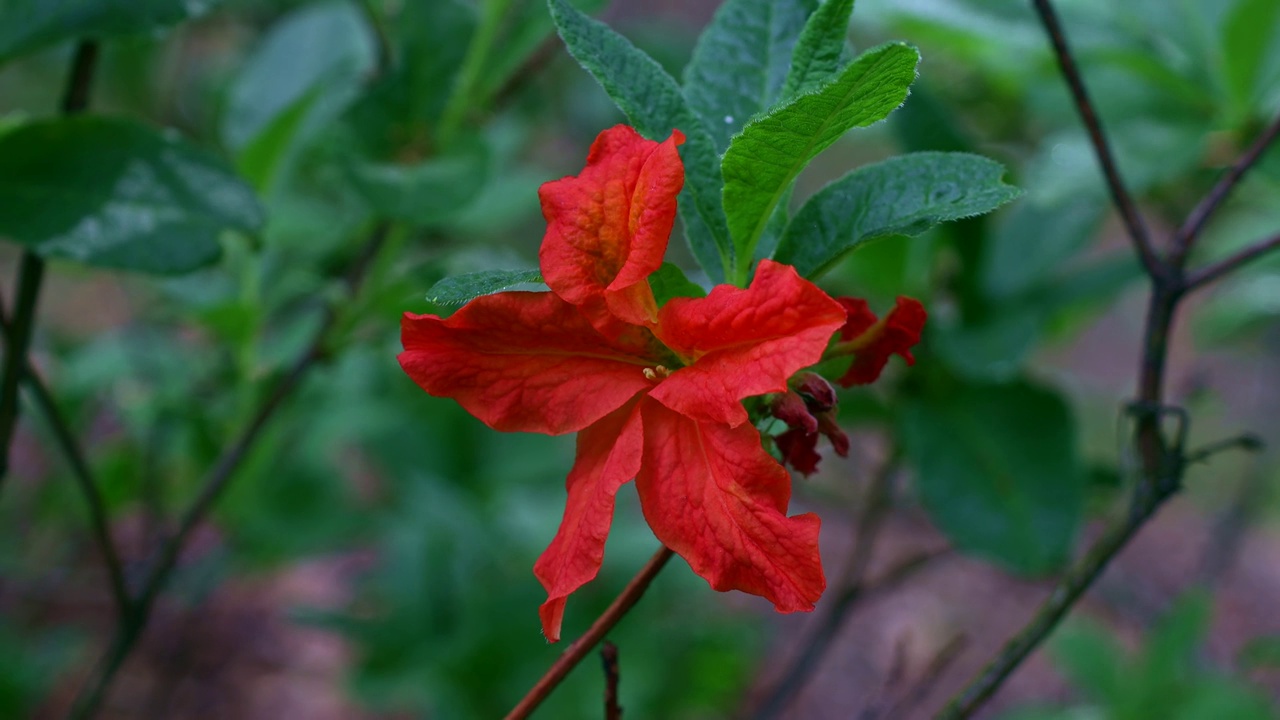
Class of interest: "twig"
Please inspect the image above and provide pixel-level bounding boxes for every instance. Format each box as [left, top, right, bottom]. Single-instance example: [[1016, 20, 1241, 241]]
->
[[752, 455, 899, 720], [1183, 233, 1280, 291], [1183, 433, 1264, 466], [872, 633, 968, 720], [1030, 0, 1163, 279], [1172, 112, 1280, 265], [65, 223, 391, 720], [0, 40, 98, 486], [0, 299, 128, 621], [505, 546, 674, 720], [601, 641, 622, 720]]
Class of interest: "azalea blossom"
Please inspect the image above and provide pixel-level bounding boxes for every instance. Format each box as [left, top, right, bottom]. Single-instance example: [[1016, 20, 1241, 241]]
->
[[397, 124, 921, 642]]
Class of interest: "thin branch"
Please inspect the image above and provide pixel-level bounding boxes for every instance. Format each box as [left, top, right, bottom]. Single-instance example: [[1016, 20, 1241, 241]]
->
[[1030, 0, 1164, 279], [0, 301, 129, 622], [0, 40, 98, 486], [66, 223, 391, 720], [1172, 112, 1280, 265], [601, 641, 622, 720], [753, 455, 899, 720], [870, 633, 969, 720], [505, 546, 675, 720], [1183, 233, 1280, 292], [935, 483, 1172, 719]]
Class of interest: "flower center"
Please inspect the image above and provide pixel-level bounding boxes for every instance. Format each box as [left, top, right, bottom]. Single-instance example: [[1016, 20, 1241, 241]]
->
[[642, 365, 673, 381]]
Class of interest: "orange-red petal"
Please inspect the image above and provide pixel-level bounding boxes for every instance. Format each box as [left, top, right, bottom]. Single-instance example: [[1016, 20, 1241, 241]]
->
[[539, 125, 685, 334], [398, 291, 661, 435], [836, 296, 927, 387], [534, 398, 645, 642], [650, 260, 846, 426], [635, 401, 825, 612]]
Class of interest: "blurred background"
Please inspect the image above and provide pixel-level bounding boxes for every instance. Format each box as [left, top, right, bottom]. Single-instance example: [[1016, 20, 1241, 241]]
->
[[0, 0, 1278, 717]]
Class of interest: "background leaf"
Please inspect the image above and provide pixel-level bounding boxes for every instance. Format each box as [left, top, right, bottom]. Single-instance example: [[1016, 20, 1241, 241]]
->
[[900, 380, 1084, 575], [0, 0, 217, 62], [774, 151, 1019, 277], [348, 142, 491, 227], [425, 269, 545, 305], [721, 42, 919, 280], [681, 0, 817, 152], [0, 117, 262, 274], [548, 0, 733, 281]]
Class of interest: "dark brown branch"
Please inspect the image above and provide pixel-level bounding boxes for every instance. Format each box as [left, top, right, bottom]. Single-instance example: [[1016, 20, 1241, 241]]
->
[[0, 40, 98, 486], [1172, 112, 1280, 266], [1030, 0, 1164, 279], [1183, 233, 1280, 291], [505, 546, 674, 720], [601, 641, 622, 720], [66, 223, 391, 720]]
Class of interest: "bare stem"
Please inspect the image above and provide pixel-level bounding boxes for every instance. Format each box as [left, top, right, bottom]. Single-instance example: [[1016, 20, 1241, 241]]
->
[[1030, 0, 1163, 279], [601, 641, 622, 720], [0, 40, 98, 486], [65, 223, 391, 720], [505, 546, 674, 720], [1183, 233, 1280, 291], [1172, 112, 1280, 265]]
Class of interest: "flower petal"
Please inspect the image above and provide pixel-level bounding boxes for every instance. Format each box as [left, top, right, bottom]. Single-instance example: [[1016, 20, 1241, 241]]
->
[[650, 260, 846, 426], [534, 398, 645, 642], [836, 296, 927, 387], [776, 428, 822, 476], [636, 401, 825, 612], [398, 291, 660, 435], [539, 125, 685, 333]]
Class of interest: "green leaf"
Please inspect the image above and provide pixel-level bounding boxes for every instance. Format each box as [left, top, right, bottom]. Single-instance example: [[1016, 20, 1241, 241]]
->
[[426, 269, 545, 305], [982, 196, 1104, 299], [1221, 0, 1280, 117], [473, 0, 608, 108], [1238, 635, 1280, 670], [775, 151, 1019, 277], [722, 42, 919, 281], [900, 380, 1084, 575], [0, 117, 263, 274], [348, 142, 490, 226], [221, 1, 375, 152], [1050, 622, 1126, 705], [682, 0, 817, 152], [780, 0, 854, 100], [548, 0, 733, 282], [235, 86, 323, 195], [0, 0, 217, 62], [649, 263, 706, 306]]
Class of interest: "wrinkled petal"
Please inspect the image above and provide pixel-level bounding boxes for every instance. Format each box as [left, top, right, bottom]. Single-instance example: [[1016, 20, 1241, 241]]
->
[[534, 398, 645, 642], [776, 428, 822, 476], [636, 401, 825, 612], [836, 296, 927, 387], [539, 125, 686, 334], [650, 260, 846, 426], [398, 291, 662, 435]]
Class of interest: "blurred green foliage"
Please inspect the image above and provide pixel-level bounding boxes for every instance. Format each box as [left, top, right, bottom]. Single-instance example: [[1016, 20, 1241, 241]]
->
[[0, 0, 1276, 717]]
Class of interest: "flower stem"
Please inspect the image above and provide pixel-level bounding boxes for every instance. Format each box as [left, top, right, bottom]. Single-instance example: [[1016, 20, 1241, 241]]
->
[[505, 546, 674, 720]]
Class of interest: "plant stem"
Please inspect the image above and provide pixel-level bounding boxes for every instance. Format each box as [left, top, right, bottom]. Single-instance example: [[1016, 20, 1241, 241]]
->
[[1183, 232, 1280, 291], [504, 546, 674, 720], [1172, 111, 1280, 265], [437, 0, 514, 146], [1030, 0, 1163, 280], [0, 40, 98, 486], [66, 223, 391, 720]]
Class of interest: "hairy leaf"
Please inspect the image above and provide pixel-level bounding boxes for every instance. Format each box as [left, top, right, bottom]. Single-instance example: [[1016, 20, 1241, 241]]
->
[[780, 0, 855, 100], [776, 151, 1018, 277], [682, 0, 817, 152], [0, 117, 262, 274], [548, 0, 732, 281], [722, 42, 919, 280]]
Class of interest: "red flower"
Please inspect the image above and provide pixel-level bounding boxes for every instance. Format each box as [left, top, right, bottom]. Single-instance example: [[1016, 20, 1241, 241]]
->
[[771, 374, 850, 476], [398, 126, 845, 641], [833, 296, 927, 387]]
